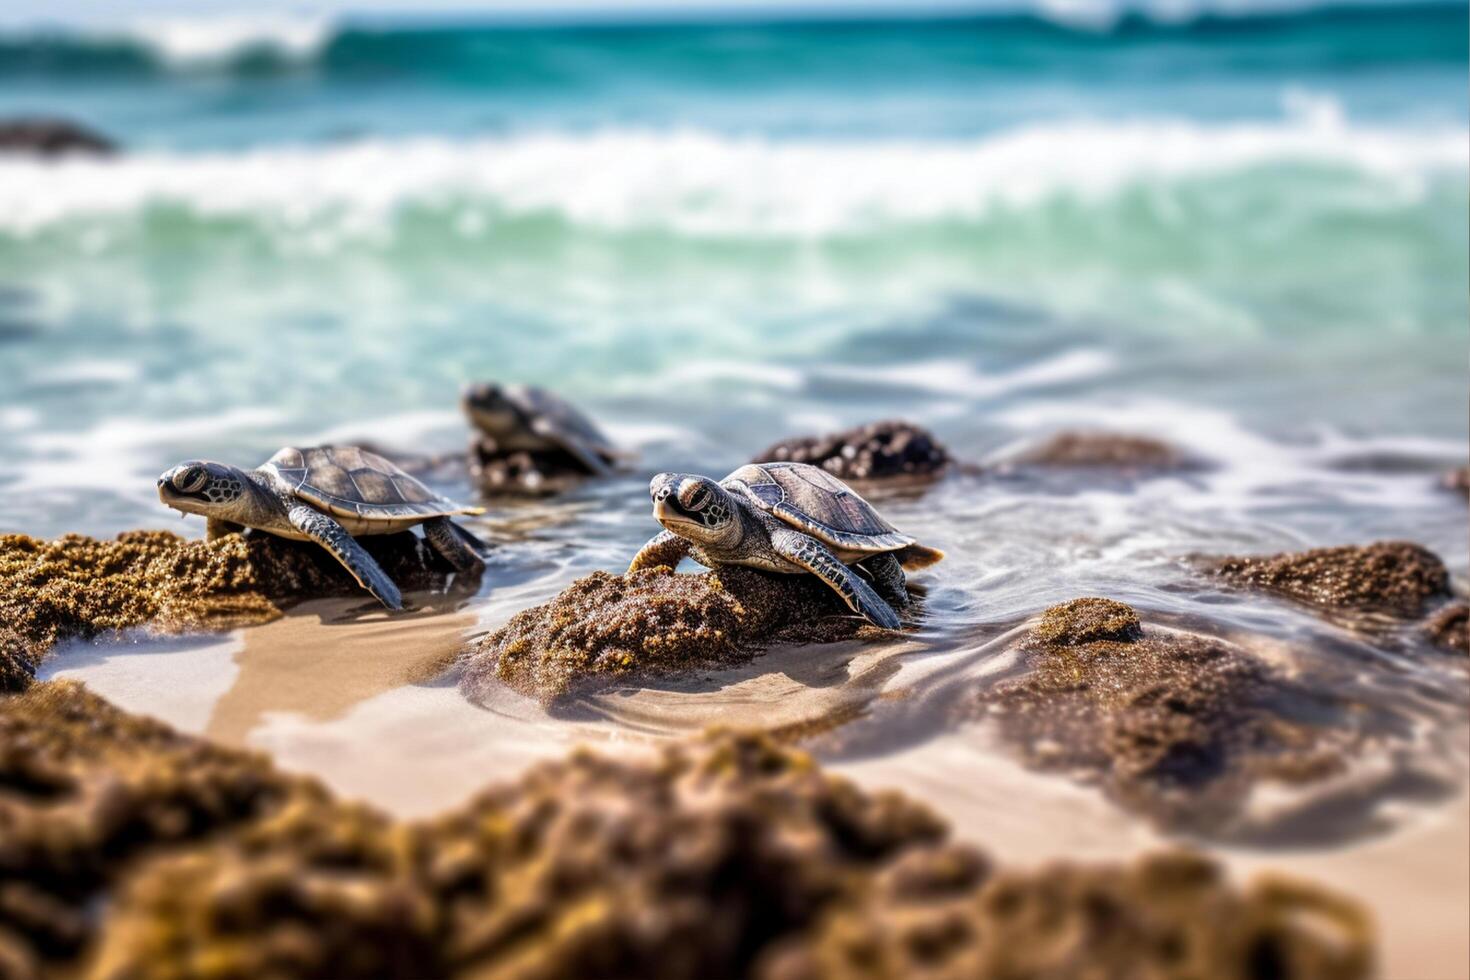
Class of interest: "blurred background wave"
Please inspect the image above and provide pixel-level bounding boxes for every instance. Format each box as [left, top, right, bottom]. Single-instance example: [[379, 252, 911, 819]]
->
[[0, 0, 1464, 539]]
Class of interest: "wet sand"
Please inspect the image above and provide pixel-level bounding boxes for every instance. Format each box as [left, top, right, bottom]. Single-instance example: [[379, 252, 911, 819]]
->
[[40, 608, 1470, 977]]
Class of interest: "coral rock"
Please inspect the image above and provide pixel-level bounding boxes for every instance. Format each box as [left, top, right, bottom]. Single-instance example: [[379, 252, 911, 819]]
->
[[0, 682, 1374, 980], [1209, 541, 1450, 618], [462, 565, 879, 702], [970, 599, 1361, 835], [0, 529, 463, 687]]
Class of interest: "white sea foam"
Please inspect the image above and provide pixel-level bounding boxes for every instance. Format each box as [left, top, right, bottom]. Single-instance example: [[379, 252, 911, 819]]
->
[[85, 13, 335, 69], [0, 112, 1461, 238]]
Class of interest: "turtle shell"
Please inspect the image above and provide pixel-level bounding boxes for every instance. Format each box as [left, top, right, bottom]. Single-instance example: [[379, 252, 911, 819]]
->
[[723, 461, 915, 553], [262, 446, 480, 522], [508, 385, 616, 455]]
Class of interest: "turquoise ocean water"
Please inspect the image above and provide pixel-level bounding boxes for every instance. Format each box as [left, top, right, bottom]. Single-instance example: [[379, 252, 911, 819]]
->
[[0, 3, 1464, 563]]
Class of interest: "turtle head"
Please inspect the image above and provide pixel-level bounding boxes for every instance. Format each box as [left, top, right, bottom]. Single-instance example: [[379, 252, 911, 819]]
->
[[157, 460, 251, 520], [461, 382, 519, 437], [650, 473, 738, 546]]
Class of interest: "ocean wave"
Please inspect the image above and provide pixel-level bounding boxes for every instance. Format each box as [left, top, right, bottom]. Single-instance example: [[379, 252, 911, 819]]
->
[[0, 2, 1460, 77], [0, 114, 1461, 238], [0, 13, 335, 73]]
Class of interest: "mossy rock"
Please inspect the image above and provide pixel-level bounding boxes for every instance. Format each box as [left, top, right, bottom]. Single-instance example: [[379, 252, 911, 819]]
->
[[970, 598, 1372, 837], [0, 529, 462, 688], [463, 564, 886, 702], [1208, 541, 1449, 618]]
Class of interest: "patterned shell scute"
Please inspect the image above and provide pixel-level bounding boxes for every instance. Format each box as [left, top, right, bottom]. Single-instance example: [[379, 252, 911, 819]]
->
[[265, 446, 464, 521], [728, 461, 915, 551], [510, 384, 616, 452]]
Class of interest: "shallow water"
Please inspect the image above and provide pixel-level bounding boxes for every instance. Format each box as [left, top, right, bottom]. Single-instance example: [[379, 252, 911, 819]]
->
[[9, 4, 1470, 975]]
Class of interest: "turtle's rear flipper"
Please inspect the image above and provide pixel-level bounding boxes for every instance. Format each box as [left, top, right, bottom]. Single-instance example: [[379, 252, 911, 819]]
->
[[858, 552, 909, 608], [287, 505, 403, 610], [772, 529, 901, 630], [424, 517, 487, 573], [894, 543, 944, 570]]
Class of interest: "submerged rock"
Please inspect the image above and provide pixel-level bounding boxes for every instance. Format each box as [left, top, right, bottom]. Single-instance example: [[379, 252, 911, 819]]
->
[[970, 598, 1363, 836], [1209, 541, 1450, 618], [1423, 602, 1468, 655], [1001, 430, 1196, 471], [756, 420, 951, 481], [0, 529, 465, 684], [0, 682, 1374, 980], [0, 117, 117, 157], [462, 565, 880, 702]]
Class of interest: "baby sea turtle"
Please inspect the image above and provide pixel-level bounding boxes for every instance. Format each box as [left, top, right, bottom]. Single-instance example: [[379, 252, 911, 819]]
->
[[628, 461, 942, 629], [462, 382, 620, 476], [157, 446, 487, 610]]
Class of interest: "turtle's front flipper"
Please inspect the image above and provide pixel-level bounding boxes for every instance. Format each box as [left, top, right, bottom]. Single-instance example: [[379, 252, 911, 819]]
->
[[287, 505, 403, 610], [628, 530, 690, 572], [771, 529, 902, 630], [423, 517, 486, 574]]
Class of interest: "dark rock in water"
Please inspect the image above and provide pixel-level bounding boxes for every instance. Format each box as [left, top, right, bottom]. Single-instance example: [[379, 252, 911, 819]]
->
[[1208, 541, 1450, 618], [462, 564, 883, 702], [1441, 465, 1469, 499], [469, 441, 589, 496], [756, 420, 951, 481], [0, 118, 117, 157], [1000, 430, 1197, 472], [969, 598, 1366, 836], [765, 848, 1372, 980], [0, 529, 467, 685], [1, 683, 1373, 980], [1423, 602, 1468, 655]]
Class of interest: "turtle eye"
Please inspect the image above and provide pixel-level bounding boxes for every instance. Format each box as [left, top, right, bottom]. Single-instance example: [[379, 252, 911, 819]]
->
[[679, 481, 710, 512], [174, 466, 207, 494]]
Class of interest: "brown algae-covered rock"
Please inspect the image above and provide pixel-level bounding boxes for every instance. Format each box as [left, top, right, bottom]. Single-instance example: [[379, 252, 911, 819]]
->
[[0, 683, 1374, 980], [0, 529, 462, 681], [88, 798, 431, 980], [1003, 430, 1195, 471], [1209, 541, 1450, 618], [413, 730, 948, 979], [1030, 595, 1143, 645], [0, 682, 321, 972], [764, 848, 1373, 980], [462, 565, 881, 702], [756, 420, 951, 481], [1423, 602, 1468, 655], [972, 598, 1356, 834]]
